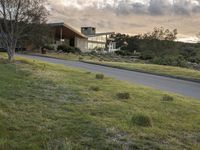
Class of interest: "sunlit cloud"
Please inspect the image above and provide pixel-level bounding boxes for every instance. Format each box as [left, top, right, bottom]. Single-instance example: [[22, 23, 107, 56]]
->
[[47, 0, 200, 42]]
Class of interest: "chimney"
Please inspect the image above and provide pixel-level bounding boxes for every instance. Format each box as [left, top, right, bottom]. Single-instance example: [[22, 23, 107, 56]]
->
[[81, 27, 96, 36]]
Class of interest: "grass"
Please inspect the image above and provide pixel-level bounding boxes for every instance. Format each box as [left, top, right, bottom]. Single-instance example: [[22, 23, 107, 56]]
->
[[83, 60, 200, 81], [0, 55, 200, 149]]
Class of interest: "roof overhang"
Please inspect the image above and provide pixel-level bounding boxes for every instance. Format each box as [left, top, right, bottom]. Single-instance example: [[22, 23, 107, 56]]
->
[[48, 23, 87, 39], [87, 32, 115, 37]]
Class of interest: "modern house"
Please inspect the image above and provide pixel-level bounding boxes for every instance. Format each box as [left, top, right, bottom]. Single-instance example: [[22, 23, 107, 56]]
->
[[49, 22, 116, 52]]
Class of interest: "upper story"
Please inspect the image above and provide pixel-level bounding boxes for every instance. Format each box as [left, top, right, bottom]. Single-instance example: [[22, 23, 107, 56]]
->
[[48, 22, 116, 51]]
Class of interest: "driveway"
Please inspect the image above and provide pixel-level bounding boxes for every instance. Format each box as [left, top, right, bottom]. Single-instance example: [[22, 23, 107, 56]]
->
[[18, 54, 200, 99]]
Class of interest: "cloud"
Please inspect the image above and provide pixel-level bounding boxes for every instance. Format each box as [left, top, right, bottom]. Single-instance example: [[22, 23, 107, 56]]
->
[[114, 0, 200, 15], [48, 0, 200, 16], [148, 0, 171, 15], [47, 0, 200, 40]]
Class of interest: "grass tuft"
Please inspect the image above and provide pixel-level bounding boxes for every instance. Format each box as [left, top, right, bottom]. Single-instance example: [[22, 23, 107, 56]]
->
[[131, 113, 152, 127], [89, 86, 100, 92], [85, 71, 91, 74], [116, 92, 130, 100], [95, 74, 104, 80], [162, 95, 174, 102]]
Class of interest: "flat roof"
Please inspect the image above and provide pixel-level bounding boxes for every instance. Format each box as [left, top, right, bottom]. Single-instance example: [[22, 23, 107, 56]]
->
[[49, 22, 115, 39]]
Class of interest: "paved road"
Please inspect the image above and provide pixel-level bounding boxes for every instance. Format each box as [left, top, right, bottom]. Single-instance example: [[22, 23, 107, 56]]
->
[[18, 54, 200, 99]]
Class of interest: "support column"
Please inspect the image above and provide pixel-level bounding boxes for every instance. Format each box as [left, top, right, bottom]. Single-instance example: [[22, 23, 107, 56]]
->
[[105, 35, 108, 51], [60, 27, 63, 44]]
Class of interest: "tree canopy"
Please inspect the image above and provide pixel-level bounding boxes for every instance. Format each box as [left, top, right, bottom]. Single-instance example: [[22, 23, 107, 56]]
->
[[0, 0, 48, 61]]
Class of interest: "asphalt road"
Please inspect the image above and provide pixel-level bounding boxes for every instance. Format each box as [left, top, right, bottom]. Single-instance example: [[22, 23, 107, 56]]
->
[[18, 54, 200, 99]]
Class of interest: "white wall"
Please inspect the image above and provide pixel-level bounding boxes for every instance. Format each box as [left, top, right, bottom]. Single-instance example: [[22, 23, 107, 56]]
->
[[75, 37, 88, 52]]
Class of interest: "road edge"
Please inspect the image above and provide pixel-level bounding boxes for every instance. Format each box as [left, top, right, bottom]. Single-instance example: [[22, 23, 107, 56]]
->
[[17, 53, 200, 84], [81, 60, 200, 84]]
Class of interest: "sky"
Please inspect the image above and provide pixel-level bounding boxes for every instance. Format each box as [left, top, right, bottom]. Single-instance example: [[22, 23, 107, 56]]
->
[[47, 0, 200, 42]]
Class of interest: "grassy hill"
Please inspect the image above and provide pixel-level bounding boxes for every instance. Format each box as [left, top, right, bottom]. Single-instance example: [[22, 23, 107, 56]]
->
[[0, 56, 200, 149]]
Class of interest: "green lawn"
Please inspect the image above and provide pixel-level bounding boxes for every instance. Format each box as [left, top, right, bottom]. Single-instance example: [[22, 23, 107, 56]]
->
[[0, 56, 200, 150], [83, 60, 200, 81]]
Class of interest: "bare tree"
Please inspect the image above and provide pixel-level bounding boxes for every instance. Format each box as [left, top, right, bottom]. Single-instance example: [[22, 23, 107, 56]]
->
[[0, 0, 48, 61]]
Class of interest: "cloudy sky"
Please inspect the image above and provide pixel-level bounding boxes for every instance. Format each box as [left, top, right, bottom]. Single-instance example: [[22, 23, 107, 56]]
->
[[48, 0, 200, 42]]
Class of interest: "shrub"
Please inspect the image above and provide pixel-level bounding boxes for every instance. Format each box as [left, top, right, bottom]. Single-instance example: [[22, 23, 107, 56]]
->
[[57, 44, 81, 53], [131, 114, 152, 127], [116, 92, 130, 99], [74, 47, 81, 53], [140, 50, 156, 60], [95, 74, 104, 80], [151, 55, 187, 67], [79, 57, 84, 61], [41, 48, 47, 54], [162, 95, 174, 102], [42, 45, 54, 51], [89, 86, 100, 91], [0, 48, 6, 52], [115, 50, 133, 56]]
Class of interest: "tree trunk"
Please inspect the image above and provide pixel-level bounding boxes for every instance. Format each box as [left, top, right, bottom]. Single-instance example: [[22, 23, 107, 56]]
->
[[7, 48, 15, 62]]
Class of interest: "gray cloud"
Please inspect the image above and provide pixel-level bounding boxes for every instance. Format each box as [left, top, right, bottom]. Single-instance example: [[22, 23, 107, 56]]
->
[[49, 0, 200, 16], [112, 0, 200, 16], [148, 0, 171, 15], [48, 0, 200, 42]]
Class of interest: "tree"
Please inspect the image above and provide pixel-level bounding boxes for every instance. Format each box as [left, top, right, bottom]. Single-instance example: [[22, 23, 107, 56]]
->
[[0, 0, 48, 61], [141, 27, 177, 41]]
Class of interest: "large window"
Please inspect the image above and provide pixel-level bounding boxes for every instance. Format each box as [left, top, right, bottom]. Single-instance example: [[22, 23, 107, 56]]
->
[[88, 42, 105, 50], [88, 35, 107, 42]]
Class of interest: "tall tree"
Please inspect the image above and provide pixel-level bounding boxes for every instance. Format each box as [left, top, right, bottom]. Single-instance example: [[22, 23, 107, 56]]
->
[[0, 0, 48, 61], [141, 27, 178, 41]]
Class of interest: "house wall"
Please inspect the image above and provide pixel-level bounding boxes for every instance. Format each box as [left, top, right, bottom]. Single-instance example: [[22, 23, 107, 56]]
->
[[75, 37, 88, 52]]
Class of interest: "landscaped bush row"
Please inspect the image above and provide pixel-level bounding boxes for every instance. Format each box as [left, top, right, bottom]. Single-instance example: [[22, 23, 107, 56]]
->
[[151, 55, 187, 67], [42, 45, 54, 51], [112, 30, 200, 68], [57, 44, 81, 54], [40, 44, 81, 54]]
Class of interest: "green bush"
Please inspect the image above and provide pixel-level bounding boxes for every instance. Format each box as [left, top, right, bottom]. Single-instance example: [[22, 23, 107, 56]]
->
[[79, 57, 84, 61], [131, 114, 152, 127], [57, 44, 81, 53], [151, 55, 187, 67], [42, 45, 54, 51], [89, 86, 100, 91], [140, 50, 156, 60], [162, 95, 174, 102], [95, 74, 104, 80], [115, 50, 133, 56], [0, 48, 6, 52], [116, 92, 130, 99]]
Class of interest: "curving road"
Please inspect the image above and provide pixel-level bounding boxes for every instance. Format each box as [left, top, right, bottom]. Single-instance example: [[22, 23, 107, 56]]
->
[[18, 54, 200, 99]]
